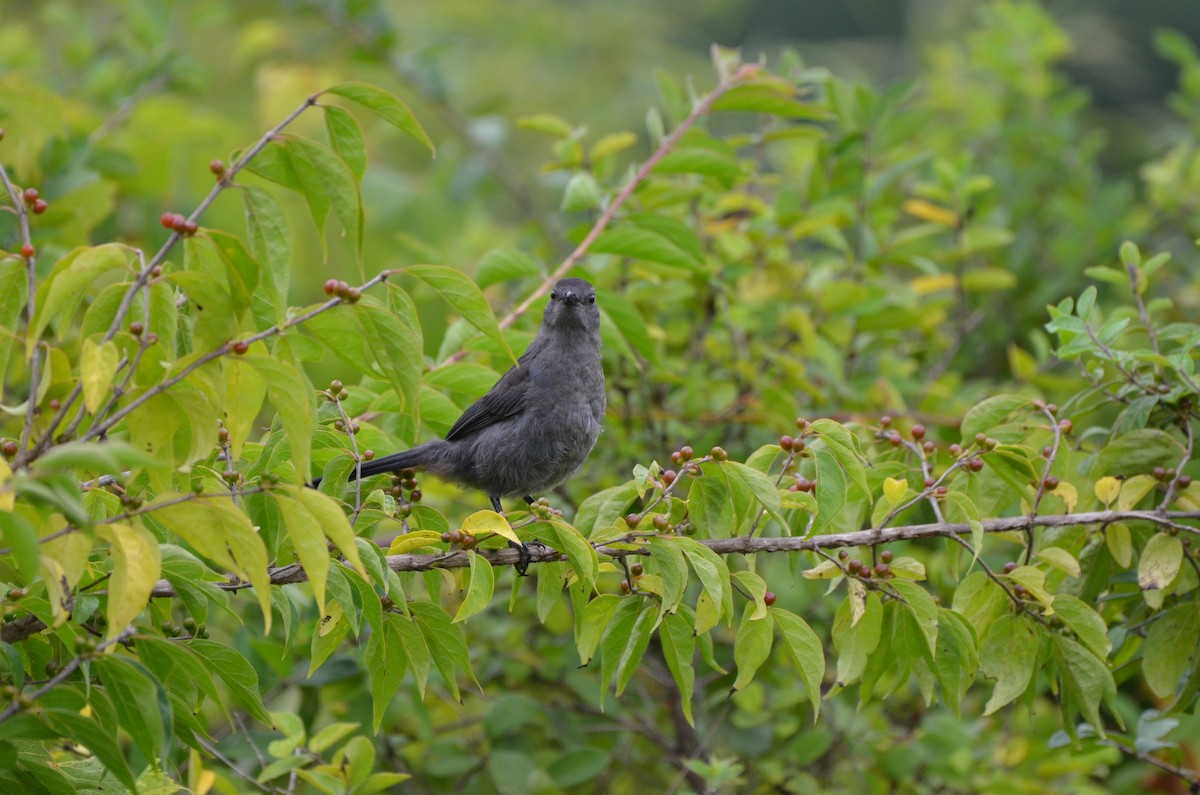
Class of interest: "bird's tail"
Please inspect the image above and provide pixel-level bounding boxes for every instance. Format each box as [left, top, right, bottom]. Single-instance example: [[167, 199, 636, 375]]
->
[[349, 448, 427, 481], [311, 443, 437, 488]]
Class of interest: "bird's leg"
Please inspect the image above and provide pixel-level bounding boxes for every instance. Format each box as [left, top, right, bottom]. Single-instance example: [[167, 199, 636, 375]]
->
[[523, 495, 535, 505], [491, 493, 535, 576]]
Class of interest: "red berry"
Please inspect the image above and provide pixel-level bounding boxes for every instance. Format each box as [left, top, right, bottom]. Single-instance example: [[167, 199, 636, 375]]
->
[[924, 477, 936, 488], [652, 514, 670, 531], [880, 550, 893, 563], [22, 188, 37, 203], [679, 445, 694, 460], [670, 451, 682, 465], [231, 340, 249, 355], [968, 458, 984, 472], [763, 591, 777, 606], [324, 279, 338, 295], [1, 440, 17, 457], [160, 212, 175, 228], [887, 430, 902, 446], [625, 513, 640, 528], [710, 446, 728, 461], [949, 444, 963, 456], [779, 435, 794, 451], [910, 424, 926, 440], [344, 287, 361, 303], [620, 579, 630, 593], [874, 563, 891, 578], [795, 417, 807, 429], [1059, 419, 1073, 434], [662, 469, 676, 486], [1046, 404, 1058, 416], [31, 198, 47, 215], [630, 563, 644, 576], [1002, 562, 1017, 574], [129, 322, 144, 336], [848, 559, 863, 574], [880, 415, 892, 428], [19, 243, 33, 259], [922, 441, 935, 453], [409, 489, 422, 502], [1179, 475, 1192, 488], [182, 220, 199, 236], [1043, 476, 1059, 491], [363, 450, 375, 461], [209, 159, 225, 176]]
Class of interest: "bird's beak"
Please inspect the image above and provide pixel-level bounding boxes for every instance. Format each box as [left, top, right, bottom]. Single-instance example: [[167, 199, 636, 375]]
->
[[562, 290, 580, 306]]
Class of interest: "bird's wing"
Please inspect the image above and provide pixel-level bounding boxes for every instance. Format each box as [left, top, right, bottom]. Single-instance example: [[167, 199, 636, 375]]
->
[[443, 359, 534, 441]]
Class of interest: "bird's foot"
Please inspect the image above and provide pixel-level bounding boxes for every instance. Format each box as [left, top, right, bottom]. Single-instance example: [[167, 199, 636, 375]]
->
[[508, 539, 549, 576]]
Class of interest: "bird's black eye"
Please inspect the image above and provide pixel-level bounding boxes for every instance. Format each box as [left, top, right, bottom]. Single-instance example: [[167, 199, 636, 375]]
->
[[550, 291, 558, 301], [588, 295, 596, 304]]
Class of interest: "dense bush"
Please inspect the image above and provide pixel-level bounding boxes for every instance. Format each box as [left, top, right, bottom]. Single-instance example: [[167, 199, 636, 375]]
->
[[0, 2, 1197, 793]]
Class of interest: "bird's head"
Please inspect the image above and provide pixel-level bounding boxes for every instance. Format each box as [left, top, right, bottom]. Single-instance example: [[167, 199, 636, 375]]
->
[[541, 278, 600, 335]]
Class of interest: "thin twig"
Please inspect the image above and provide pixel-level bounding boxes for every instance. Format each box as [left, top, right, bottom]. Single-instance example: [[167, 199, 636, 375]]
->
[[0, 625, 135, 723], [22, 93, 324, 465], [0, 165, 39, 457], [438, 55, 762, 369], [1158, 417, 1194, 511]]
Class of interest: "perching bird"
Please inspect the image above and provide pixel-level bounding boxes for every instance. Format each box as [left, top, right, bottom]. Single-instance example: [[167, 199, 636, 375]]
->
[[317, 277, 606, 569]]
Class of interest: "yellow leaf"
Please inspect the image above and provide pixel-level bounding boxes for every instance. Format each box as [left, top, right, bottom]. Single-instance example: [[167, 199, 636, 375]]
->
[[318, 600, 344, 636], [1052, 481, 1078, 513], [883, 477, 908, 507], [1106, 523, 1132, 567], [801, 559, 842, 580], [848, 578, 868, 627], [903, 198, 959, 226], [1035, 547, 1081, 578], [1118, 474, 1159, 511], [911, 274, 958, 295], [1094, 476, 1121, 507], [1174, 482, 1200, 511], [80, 338, 120, 414], [296, 486, 366, 576], [460, 510, 520, 545], [0, 457, 12, 512], [39, 556, 70, 626], [388, 530, 445, 555], [98, 521, 161, 640]]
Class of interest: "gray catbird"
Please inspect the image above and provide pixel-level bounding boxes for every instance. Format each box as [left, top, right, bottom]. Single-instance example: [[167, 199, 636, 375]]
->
[[316, 277, 606, 568]]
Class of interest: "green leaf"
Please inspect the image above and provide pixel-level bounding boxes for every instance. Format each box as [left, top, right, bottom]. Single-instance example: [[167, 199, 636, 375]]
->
[[648, 537, 688, 614], [30, 244, 132, 352], [188, 639, 273, 725], [771, 607, 825, 721], [589, 227, 702, 272], [659, 611, 696, 726], [325, 82, 434, 155], [1053, 635, 1115, 738], [367, 615, 408, 731], [892, 580, 938, 661], [80, 338, 120, 414], [732, 604, 774, 691], [812, 447, 848, 535], [960, 395, 1029, 442], [246, 354, 315, 483], [598, 599, 656, 703], [675, 536, 731, 633], [980, 614, 1039, 715], [39, 709, 137, 792], [270, 490, 333, 616], [242, 186, 291, 326], [1051, 594, 1111, 661], [94, 656, 169, 767], [294, 486, 366, 575], [548, 519, 599, 595], [576, 594, 622, 666], [0, 511, 39, 581], [933, 609, 978, 719], [96, 522, 160, 640], [535, 560, 566, 623], [475, 247, 542, 289], [1138, 533, 1183, 592], [411, 601, 477, 700], [405, 265, 516, 365], [282, 135, 362, 259], [833, 591, 882, 685], [561, 171, 602, 211], [1142, 604, 1200, 698], [324, 104, 367, 181], [453, 551, 495, 623], [1090, 429, 1182, 479]]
